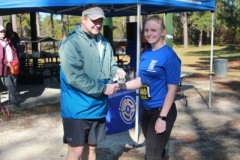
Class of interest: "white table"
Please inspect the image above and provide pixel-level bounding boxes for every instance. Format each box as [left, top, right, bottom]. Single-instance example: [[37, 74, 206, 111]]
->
[[178, 72, 193, 106]]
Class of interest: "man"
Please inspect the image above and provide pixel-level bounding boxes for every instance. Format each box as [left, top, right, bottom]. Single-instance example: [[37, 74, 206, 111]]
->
[[59, 5, 125, 160]]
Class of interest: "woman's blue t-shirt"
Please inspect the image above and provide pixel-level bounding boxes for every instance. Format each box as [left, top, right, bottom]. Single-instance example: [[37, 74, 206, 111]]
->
[[138, 45, 181, 109]]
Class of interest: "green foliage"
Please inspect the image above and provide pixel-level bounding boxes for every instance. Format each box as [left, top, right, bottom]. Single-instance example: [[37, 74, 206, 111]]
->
[[41, 14, 51, 37], [189, 12, 211, 31], [1, 1, 240, 47], [67, 15, 81, 32], [19, 14, 31, 37], [173, 13, 182, 45], [188, 12, 212, 45], [112, 17, 127, 41], [216, 0, 240, 44], [53, 19, 62, 41]]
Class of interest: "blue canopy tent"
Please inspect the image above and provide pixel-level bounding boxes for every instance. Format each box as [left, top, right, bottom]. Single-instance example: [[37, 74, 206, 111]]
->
[[0, 0, 215, 16], [0, 0, 216, 145]]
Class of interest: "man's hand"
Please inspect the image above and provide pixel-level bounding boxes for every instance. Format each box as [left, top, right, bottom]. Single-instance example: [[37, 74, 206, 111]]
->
[[104, 84, 119, 96]]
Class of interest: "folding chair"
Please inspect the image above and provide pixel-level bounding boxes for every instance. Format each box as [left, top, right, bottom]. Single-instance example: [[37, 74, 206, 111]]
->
[[0, 79, 10, 117], [0, 91, 10, 117]]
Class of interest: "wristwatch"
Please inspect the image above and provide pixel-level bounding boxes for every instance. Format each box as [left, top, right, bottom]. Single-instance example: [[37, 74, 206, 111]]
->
[[158, 115, 167, 121]]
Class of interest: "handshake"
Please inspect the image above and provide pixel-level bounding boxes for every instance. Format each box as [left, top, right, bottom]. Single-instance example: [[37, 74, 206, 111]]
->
[[104, 83, 121, 96]]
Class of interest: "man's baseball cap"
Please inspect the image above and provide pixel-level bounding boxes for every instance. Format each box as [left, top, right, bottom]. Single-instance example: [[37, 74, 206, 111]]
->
[[82, 7, 105, 20], [0, 26, 6, 32]]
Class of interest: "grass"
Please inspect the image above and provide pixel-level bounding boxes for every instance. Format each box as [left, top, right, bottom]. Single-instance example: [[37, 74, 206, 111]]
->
[[173, 45, 240, 79]]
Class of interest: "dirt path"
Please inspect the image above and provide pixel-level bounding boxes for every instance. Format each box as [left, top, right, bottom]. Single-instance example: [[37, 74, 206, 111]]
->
[[0, 105, 66, 160], [0, 77, 240, 160]]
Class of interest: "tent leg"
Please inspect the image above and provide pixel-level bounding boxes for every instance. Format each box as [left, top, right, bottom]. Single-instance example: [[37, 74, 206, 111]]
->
[[208, 12, 215, 109], [134, 3, 142, 146]]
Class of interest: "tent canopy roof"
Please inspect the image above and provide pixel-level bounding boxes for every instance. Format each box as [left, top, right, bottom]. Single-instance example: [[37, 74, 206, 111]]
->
[[0, 0, 215, 16]]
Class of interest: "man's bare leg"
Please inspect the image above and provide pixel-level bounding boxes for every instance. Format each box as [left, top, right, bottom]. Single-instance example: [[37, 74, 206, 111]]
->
[[66, 145, 84, 160], [82, 144, 97, 160]]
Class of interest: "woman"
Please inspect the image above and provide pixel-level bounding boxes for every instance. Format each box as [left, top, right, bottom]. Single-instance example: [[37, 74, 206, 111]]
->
[[0, 25, 22, 106], [118, 15, 181, 160]]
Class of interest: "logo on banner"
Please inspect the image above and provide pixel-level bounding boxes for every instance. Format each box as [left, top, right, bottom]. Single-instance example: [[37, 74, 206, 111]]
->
[[119, 95, 136, 124]]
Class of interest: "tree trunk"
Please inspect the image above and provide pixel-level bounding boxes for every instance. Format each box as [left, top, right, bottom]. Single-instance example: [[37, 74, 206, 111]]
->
[[30, 12, 38, 52], [198, 29, 203, 47], [11, 14, 17, 32], [0, 16, 3, 26], [61, 14, 67, 41], [19, 14, 24, 37], [232, 27, 237, 44], [36, 12, 41, 51], [51, 13, 55, 37], [36, 12, 40, 37], [181, 12, 188, 48]]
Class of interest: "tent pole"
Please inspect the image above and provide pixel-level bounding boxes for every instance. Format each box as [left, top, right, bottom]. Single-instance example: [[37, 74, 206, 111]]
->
[[134, 3, 141, 146], [208, 12, 215, 109]]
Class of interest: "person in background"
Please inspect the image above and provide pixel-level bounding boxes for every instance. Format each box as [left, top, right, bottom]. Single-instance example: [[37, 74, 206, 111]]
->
[[59, 5, 126, 160], [5, 22, 20, 54], [0, 25, 22, 106], [125, 32, 151, 70], [118, 15, 181, 160]]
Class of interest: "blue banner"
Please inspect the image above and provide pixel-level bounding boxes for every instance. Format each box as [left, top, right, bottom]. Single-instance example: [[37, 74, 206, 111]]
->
[[106, 90, 140, 134]]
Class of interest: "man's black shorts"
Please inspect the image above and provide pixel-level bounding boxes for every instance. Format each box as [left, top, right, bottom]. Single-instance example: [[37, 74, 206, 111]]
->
[[62, 118, 106, 147]]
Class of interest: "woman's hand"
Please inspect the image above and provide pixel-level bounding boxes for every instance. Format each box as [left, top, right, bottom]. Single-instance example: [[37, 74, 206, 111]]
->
[[155, 118, 166, 134]]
